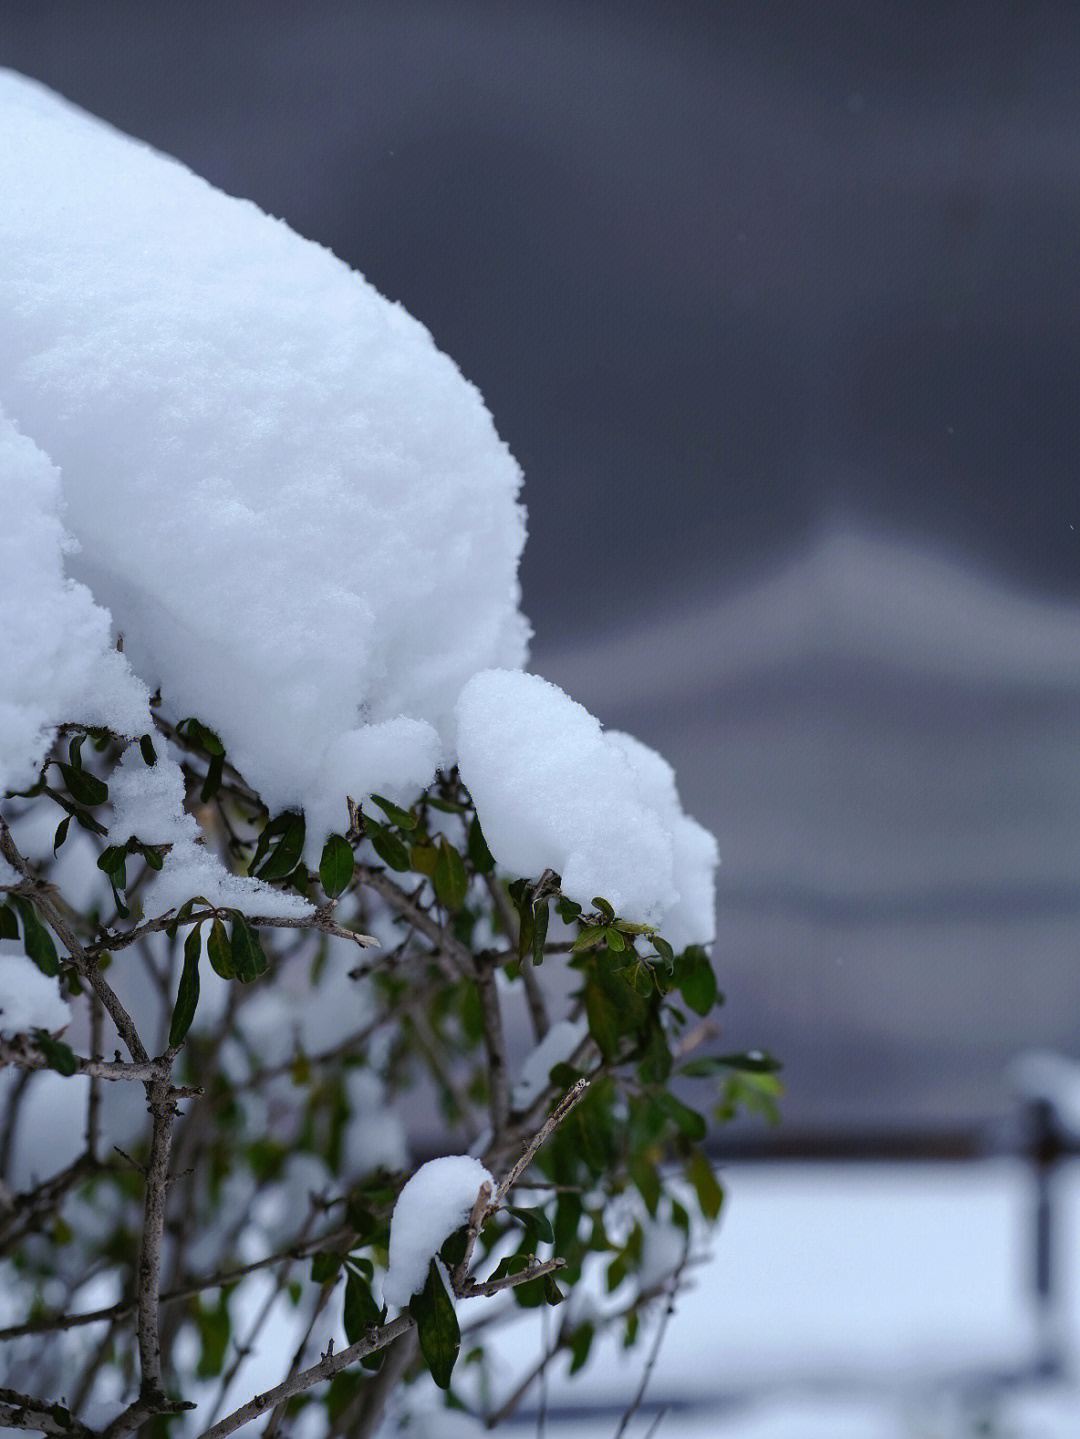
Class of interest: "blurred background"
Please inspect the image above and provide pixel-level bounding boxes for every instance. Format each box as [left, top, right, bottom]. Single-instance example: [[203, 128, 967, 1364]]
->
[[5, 1, 1080, 1431]]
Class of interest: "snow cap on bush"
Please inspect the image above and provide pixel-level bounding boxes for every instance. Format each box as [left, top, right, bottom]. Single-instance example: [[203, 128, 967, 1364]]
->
[[455, 670, 717, 943], [0, 69, 527, 833]]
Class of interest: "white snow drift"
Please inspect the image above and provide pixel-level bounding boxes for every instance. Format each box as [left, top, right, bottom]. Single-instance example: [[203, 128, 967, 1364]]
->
[[0, 70, 718, 948]]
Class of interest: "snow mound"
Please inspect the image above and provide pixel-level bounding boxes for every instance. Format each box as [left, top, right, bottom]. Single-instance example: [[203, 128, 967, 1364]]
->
[[0, 69, 528, 835], [455, 671, 717, 941], [383, 1155, 493, 1308], [0, 949, 71, 1037], [0, 409, 150, 796]]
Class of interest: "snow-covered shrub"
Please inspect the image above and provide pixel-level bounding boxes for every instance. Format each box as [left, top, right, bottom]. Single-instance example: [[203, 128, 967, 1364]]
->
[[0, 70, 777, 1438]]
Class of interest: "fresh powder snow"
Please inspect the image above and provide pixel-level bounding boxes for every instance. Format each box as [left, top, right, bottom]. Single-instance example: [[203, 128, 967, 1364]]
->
[[0, 69, 527, 836], [382, 1155, 494, 1308], [0, 951, 71, 1038], [456, 670, 717, 942], [105, 749, 312, 920], [0, 70, 718, 944], [0, 409, 150, 797]]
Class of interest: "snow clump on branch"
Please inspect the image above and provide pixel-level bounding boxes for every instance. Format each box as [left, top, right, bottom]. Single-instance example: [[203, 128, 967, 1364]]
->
[[382, 1155, 494, 1308]]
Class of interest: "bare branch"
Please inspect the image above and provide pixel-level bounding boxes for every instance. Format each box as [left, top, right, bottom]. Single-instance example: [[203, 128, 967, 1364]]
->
[[196, 1314, 415, 1439], [475, 958, 510, 1143], [497, 1077, 590, 1202]]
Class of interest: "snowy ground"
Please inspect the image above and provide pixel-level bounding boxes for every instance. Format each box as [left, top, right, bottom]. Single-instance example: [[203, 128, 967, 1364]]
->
[[461, 1159, 1080, 1439]]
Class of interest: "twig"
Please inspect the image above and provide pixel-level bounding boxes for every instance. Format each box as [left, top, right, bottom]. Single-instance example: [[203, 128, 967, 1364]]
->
[[612, 1235, 690, 1439], [498, 1077, 589, 1201], [475, 958, 510, 1143], [0, 1389, 96, 1438], [196, 1314, 415, 1439], [0, 821, 150, 1066], [135, 1075, 178, 1399]]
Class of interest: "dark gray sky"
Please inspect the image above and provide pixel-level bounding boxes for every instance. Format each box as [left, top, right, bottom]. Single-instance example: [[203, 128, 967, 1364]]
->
[[5, 0, 1080, 646]]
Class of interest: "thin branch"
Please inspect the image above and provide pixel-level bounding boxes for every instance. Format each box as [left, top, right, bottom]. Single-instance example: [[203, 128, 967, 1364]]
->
[[475, 958, 510, 1144], [0, 820, 149, 1066], [96, 902, 378, 956], [357, 865, 477, 978], [0, 1390, 96, 1439], [0, 1034, 166, 1083], [498, 1077, 589, 1201], [612, 1235, 690, 1439], [135, 1075, 178, 1399], [196, 1314, 415, 1439]]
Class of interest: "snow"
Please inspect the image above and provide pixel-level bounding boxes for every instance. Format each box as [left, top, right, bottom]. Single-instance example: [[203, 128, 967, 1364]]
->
[[0, 68, 527, 835], [455, 670, 717, 939], [106, 748, 312, 919], [511, 1018, 588, 1112], [1, 69, 717, 952], [0, 408, 150, 796], [0, 948, 71, 1036], [382, 1155, 494, 1308]]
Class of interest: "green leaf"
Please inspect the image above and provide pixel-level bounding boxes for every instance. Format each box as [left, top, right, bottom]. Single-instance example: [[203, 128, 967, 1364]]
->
[[97, 845, 128, 877], [52, 816, 70, 855], [369, 794, 417, 831], [139, 734, 158, 766], [716, 1049, 782, 1073], [57, 762, 108, 808], [592, 896, 614, 920], [200, 751, 224, 803], [466, 815, 495, 874], [605, 927, 625, 952], [364, 818, 411, 872], [567, 1321, 594, 1375], [34, 1030, 78, 1077], [206, 918, 235, 980], [433, 838, 467, 911], [531, 899, 549, 965], [556, 898, 582, 923], [685, 1150, 724, 1221], [254, 811, 305, 882], [319, 834, 354, 898], [409, 842, 438, 876], [310, 1250, 342, 1285], [67, 734, 86, 770], [343, 1269, 382, 1344], [181, 718, 224, 755], [169, 925, 202, 1048], [543, 1273, 565, 1305], [409, 1260, 460, 1390], [657, 1092, 707, 1141], [517, 897, 535, 963], [230, 913, 268, 983], [583, 979, 622, 1062], [571, 925, 608, 953], [68, 806, 107, 836], [0, 904, 17, 941], [506, 1205, 554, 1245], [426, 796, 465, 814], [629, 1157, 661, 1218], [194, 1294, 231, 1379], [676, 948, 718, 1016], [12, 898, 59, 976]]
